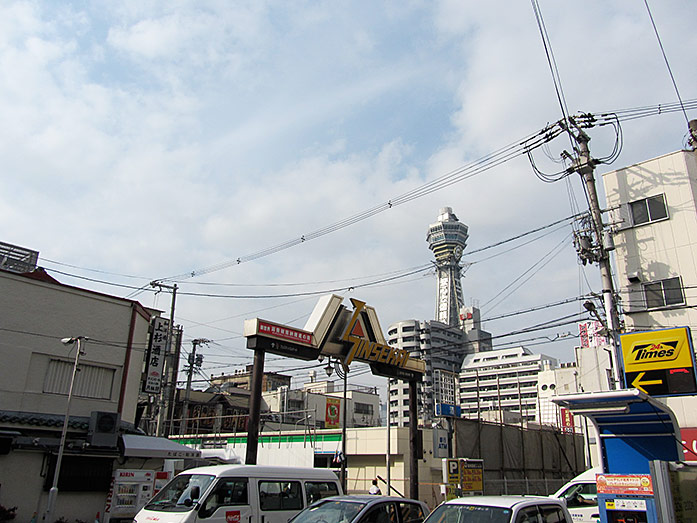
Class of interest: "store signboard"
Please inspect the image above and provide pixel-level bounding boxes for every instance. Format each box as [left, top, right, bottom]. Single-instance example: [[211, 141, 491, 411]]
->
[[620, 327, 697, 395], [143, 317, 169, 394]]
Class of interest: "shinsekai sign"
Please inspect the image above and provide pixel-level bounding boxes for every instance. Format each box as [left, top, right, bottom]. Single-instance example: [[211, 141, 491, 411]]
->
[[620, 327, 697, 396], [244, 294, 425, 380]]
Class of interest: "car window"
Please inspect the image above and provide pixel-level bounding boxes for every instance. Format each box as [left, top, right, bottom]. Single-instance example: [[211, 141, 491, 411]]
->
[[397, 502, 425, 523], [291, 500, 366, 523], [538, 506, 568, 523], [305, 481, 340, 505], [426, 504, 511, 523], [199, 479, 249, 518], [515, 507, 540, 523], [259, 481, 303, 511], [363, 502, 398, 523], [563, 483, 598, 508]]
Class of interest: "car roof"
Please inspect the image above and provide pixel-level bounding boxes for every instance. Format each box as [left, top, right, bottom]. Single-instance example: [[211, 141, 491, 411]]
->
[[440, 496, 564, 509], [322, 495, 426, 504], [175, 464, 339, 479], [311, 494, 430, 514]]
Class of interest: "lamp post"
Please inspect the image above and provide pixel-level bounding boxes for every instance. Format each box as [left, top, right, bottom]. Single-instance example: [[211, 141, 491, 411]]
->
[[325, 358, 348, 492], [44, 336, 87, 523]]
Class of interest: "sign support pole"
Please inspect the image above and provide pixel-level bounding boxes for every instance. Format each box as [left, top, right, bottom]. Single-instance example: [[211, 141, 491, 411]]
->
[[245, 346, 265, 465], [408, 379, 419, 500]]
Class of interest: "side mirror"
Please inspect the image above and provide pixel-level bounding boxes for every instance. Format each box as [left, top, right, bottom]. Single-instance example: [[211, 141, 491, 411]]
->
[[184, 486, 201, 507]]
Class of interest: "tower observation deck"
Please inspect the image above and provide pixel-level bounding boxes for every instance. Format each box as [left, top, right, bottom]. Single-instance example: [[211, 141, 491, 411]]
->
[[427, 207, 469, 326]]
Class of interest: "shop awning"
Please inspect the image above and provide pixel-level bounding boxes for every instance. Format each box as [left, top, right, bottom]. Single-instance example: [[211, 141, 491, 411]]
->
[[552, 389, 682, 474], [120, 434, 201, 459]]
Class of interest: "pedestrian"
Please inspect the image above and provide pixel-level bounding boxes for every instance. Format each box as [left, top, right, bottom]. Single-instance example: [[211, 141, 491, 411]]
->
[[369, 479, 382, 495]]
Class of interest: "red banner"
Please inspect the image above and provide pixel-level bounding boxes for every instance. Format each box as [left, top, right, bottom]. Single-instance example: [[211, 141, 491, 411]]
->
[[561, 407, 575, 433], [326, 398, 341, 429], [681, 428, 697, 460]]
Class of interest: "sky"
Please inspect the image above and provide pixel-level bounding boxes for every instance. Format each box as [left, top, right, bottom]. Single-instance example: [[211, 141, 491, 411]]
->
[[2, 1, 696, 399]]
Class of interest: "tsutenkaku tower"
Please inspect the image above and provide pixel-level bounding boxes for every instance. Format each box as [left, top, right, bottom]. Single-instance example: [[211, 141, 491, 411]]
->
[[427, 207, 469, 326]]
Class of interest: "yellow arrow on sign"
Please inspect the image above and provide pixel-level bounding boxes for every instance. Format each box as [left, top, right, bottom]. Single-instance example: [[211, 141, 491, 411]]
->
[[631, 372, 663, 393]]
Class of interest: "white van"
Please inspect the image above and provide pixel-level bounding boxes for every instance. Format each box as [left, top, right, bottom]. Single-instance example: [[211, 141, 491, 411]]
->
[[135, 465, 342, 523], [552, 468, 601, 523]]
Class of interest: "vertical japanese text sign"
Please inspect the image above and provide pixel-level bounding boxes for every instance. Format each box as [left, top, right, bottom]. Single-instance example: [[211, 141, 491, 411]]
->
[[143, 316, 169, 394]]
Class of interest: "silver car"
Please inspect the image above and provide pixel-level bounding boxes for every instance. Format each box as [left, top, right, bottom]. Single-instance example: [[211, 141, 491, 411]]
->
[[290, 495, 430, 523], [424, 496, 573, 523]]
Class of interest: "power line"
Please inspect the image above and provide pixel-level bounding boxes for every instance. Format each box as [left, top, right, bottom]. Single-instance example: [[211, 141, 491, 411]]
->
[[643, 0, 691, 128]]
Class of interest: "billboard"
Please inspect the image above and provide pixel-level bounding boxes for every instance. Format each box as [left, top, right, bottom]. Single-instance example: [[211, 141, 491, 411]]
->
[[620, 327, 697, 395]]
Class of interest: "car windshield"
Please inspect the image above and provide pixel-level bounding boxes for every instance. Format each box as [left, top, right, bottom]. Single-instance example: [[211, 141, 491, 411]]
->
[[426, 504, 512, 523], [291, 499, 367, 523], [144, 474, 215, 512]]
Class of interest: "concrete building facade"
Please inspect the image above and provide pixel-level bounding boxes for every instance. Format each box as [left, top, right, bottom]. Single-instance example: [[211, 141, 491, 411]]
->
[[603, 148, 697, 431], [0, 264, 179, 523], [458, 347, 558, 423]]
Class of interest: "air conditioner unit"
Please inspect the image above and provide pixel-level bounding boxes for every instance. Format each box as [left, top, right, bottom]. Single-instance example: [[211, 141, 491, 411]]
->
[[88, 411, 120, 448]]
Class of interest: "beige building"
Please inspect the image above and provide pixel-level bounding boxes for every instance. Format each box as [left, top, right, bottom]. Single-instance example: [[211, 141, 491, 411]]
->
[[603, 148, 697, 429], [0, 261, 198, 523]]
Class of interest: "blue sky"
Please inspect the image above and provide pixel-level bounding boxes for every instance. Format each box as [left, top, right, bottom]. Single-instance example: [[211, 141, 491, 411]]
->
[[2, 1, 696, 394]]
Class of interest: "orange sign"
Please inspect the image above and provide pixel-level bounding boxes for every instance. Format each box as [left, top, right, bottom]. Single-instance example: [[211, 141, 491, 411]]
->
[[596, 474, 653, 495]]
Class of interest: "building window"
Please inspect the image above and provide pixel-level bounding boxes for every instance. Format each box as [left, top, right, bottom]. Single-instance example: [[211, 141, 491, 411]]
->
[[644, 277, 684, 309], [629, 194, 668, 226], [44, 360, 115, 399], [355, 402, 373, 415]]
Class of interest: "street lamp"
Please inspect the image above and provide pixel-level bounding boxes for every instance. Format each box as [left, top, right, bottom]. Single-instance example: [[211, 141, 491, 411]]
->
[[44, 336, 87, 523], [326, 358, 348, 492]]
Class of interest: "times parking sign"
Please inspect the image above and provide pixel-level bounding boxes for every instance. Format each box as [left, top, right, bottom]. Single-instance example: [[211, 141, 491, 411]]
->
[[620, 327, 697, 396]]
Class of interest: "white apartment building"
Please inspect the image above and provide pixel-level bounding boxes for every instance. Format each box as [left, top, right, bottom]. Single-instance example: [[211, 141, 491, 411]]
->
[[387, 319, 467, 426], [458, 347, 558, 423], [603, 148, 697, 429]]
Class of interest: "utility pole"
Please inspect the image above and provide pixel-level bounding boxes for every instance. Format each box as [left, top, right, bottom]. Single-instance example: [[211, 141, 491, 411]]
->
[[566, 122, 624, 389], [151, 281, 178, 436], [180, 338, 208, 435]]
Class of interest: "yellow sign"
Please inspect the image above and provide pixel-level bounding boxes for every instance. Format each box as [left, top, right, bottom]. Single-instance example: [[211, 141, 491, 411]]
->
[[343, 299, 412, 369], [621, 327, 693, 373], [460, 460, 483, 492]]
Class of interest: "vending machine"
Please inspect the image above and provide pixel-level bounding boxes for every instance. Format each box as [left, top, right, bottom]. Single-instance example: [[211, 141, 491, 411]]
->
[[104, 469, 155, 523]]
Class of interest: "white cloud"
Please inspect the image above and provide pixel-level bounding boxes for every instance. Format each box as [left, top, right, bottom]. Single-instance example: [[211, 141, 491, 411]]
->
[[2, 0, 696, 391]]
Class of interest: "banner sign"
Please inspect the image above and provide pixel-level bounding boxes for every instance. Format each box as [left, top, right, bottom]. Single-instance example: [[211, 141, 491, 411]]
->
[[596, 474, 653, 496], [143, 317, 169, 394], [561, 408, 575, 433], [578, 320, 608, 349], [325, 397, 341, 429]]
